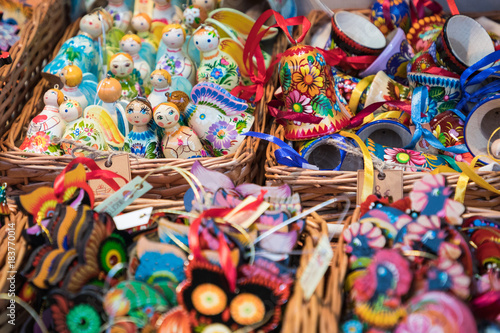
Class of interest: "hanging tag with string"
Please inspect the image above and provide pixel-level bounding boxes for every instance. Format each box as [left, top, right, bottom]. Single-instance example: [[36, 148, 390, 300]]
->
[[88, 154, 132, 196], [95, 176, 153, 216]]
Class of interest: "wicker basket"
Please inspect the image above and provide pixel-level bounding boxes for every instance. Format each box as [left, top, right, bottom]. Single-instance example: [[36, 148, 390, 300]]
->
[[0, 0, 68, 139], [0, 18, 288, 210]]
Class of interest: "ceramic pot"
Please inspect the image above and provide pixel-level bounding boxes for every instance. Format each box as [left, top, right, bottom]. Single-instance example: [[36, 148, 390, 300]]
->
[[435, 15, 495, 74], [360, 28, 414, 84], [279, 44, 352, 141], [331, 11, 386, 56], [370, 0, 411, 35], [407, 72, 461, 123], [465, 94, 500, 165], [356, 119, 412, 148], [295, 134, 348, 171], [406, 14, 445, 53]]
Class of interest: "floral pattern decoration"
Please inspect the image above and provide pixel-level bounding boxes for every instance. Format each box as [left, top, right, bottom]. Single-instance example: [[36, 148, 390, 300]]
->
[[206, 121, 238, 151]]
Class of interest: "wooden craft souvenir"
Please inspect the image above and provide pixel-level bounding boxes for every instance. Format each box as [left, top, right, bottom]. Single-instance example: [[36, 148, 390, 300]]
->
[[43, 9, 111, 80], [59, 63, 97, 110], [153, 0, 180, 24], [183, 4, 208, 30], [19, 88, 66, 155], [60, 100, 125, 156], [131, 13, 160, 50], [148, 69, 173, 108], [278, 44, 352, 140], [156, 24, 196, 86], [96, 75, 129, 137], [154, 102, 206, 158], [108, 52, 142, 105], [193, 25, 240, 91], [120, 33, 152, 92], [184, 82, 253, 156], [106, 0, 132, 32], [192, 0, 217, 13], [123, 97, 159, 158]]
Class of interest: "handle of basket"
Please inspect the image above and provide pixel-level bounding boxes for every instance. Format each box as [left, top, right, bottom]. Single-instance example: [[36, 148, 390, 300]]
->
[[231, 9, 311, 103]]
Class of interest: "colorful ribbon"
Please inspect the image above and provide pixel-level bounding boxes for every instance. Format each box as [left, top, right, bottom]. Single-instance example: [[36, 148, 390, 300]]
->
[[244, 132, 319, 170], [348, 75, 375, 115], [231, 9, 311, 103], [348, 100, 412, 129], [320, 47, 378, 71], [268, 100, 324, 125], [404, 86, 468, 155]]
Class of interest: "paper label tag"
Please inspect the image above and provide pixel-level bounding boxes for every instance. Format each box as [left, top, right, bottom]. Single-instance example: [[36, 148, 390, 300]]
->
[[300, 235, 334, 301], [223, 196, 270, 229], [95, 176, 153, 216], [113, 207, 153, 230], [357, 170, 403, 205], [89, 155, 131, 196]]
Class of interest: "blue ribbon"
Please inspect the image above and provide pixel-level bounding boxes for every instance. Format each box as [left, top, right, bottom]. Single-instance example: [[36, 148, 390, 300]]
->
[[405, 86, 468, 154], [455, 50, 500, 112], [244, 132, 319, 170]]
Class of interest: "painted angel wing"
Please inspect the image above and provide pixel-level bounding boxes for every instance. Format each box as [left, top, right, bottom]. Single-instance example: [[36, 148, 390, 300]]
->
[[209, 8, 278, 41], [219, 38, 249, 80], [80, 73, 98, 107], [84, 105, 125, 149], [190, 82, 248, 116]]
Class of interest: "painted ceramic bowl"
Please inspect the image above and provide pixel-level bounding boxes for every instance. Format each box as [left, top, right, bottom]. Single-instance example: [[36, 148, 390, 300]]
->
[[356, 119, 412, 148], [465, 93, 500, 165], [360, 28, 414, 84], [407, 72, 461, 123], [370, 0, 411, 35], [296, 134, 348, 170], [435, 15, 495, 74], [331, 11, 386, 56], [406, 14, 445, 53]]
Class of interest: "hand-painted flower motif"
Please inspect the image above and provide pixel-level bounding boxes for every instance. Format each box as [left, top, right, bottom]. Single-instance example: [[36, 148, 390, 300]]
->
[[210, 67, 225, 79], [30, 131, 51, 151], [316, 53, 326, 66], [384, 147, 426, 171], [342, 319, 364, 333], [220, 58, 229, 66], [395, 313, 445, 333], [409, 174, 465, 224], [206, 121, 238, 149], [427, 259, 470, 299], [286, 90, 312, 114], [131, 142, 146, 156], [292, 65, 324, 97], [343, 222, 386, 262]]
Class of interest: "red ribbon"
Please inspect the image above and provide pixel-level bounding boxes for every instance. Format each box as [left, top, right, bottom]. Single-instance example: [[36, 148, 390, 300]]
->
[[446, 0, 460, 15], [422, 66, 460, 79], [54, 157, 129, 203], [382, 0, 395, 31], [348, 100, 412, 129], [320, 48, 378, 71], [231, 9, 311, 103], [410, 0, 443, 23], [269, 103, 323, 126]]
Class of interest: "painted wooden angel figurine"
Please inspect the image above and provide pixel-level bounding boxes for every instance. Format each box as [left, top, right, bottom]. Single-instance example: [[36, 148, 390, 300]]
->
[[20, 88, 66, 155], [148, 69, 172, 109], [153, 102, 205, 158], [106, 0, 132, 32], [120, 33, 152, 93], [108, 53, 142, 106], [59, 63, 97, 110], [124, 97, 159, 158]]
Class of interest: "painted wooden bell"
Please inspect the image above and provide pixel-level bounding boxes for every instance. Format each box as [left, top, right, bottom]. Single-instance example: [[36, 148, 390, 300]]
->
[[278, 44, 352, 141]]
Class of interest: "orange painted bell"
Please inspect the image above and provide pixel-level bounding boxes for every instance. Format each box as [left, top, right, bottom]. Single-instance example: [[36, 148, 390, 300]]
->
[[279, 44, 353, 141]]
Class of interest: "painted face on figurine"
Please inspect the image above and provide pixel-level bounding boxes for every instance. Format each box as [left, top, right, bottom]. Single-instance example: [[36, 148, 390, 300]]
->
[[193, 26, 219, 52], [126, 99, 153, 126], [162, 25, 186, 49], [44, 89, 64, 107], [120, 36, 141, 54], [59, 100, 83, 122], [192, 0, 216, 12], [150, 69, 171, 89], [80, 12, 104, 39], [110, 54, 134, 78], [131, 14, 151, 33], [154, 103, 179, 129]]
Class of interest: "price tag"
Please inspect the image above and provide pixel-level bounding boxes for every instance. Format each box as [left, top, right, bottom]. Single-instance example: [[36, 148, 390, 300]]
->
[[357, 170, 403, 205], [95, 176, 153, 217], [89, 154, 131, 196], [300, 235, 334, 301], [113, 207, 153, 230]]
